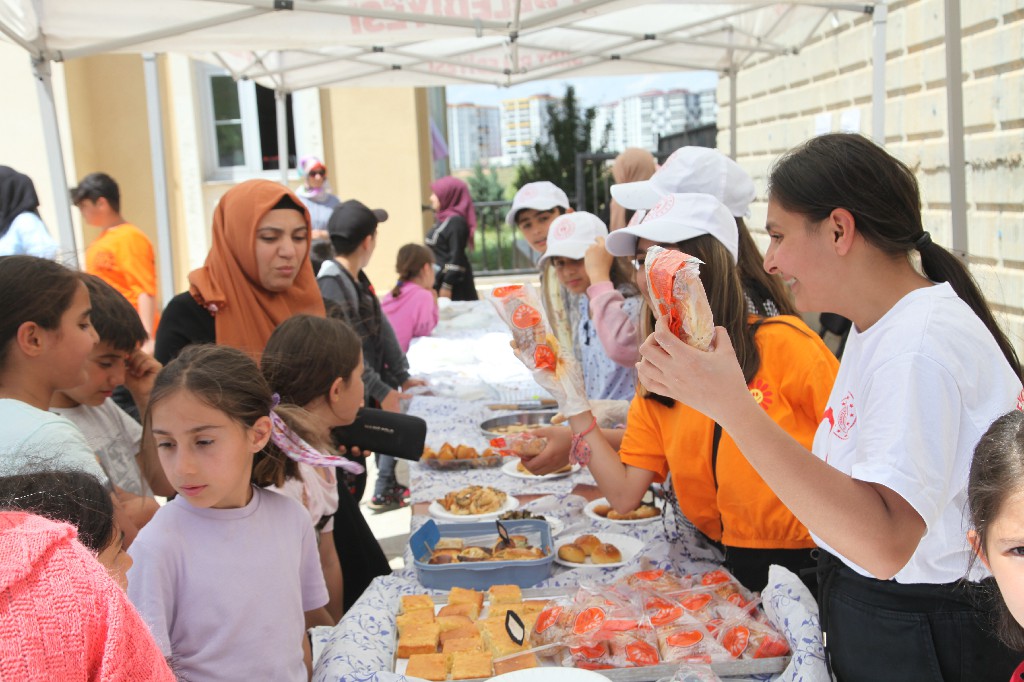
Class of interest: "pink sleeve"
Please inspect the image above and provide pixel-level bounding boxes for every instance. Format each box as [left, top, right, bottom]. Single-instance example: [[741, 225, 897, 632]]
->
[[414, 287, 439, 338], [587, 281, 640, 367]]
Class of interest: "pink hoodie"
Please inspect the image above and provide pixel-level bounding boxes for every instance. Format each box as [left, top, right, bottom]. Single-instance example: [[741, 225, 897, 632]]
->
[[0, 512, 174, 681], [381, 280, 439, 353]]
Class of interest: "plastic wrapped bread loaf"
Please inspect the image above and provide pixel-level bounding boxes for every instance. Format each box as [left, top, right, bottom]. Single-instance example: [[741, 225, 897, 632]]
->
[[644, 245, 715, 351], [489, 284, 589, 417]]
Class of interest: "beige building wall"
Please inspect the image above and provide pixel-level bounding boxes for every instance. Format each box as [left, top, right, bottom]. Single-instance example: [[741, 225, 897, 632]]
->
[[719, 0, 1024, 354], [0, 41, 81, 261], [63, 55, 161, 290], [321, 87, 435, 289]]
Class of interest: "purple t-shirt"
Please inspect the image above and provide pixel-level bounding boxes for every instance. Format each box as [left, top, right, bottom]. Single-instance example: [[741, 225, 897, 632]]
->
[[127, 487, 328, 681], [381, 281, 439, 353]]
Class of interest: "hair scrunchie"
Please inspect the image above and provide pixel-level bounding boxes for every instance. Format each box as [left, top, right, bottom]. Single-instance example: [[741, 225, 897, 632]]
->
[[913, 231, 932, 250], [268, 408, 365, 475]]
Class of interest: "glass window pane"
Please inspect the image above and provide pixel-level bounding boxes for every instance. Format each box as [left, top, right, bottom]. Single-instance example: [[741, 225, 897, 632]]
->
[[210, 75, 241, 121], [215, 123, 245, 167]]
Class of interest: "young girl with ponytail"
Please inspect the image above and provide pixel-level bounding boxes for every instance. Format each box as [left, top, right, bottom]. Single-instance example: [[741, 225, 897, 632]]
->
[[381, 243, 439, 353], [127, 344, 330, 681], [636, 133, 1023, 680]]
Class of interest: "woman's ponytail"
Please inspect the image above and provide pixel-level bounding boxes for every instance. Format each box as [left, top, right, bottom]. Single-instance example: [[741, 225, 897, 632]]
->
[[916, 237, 1021, 378]]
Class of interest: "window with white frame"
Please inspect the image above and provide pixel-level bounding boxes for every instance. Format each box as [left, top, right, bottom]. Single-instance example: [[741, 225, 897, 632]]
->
[[197, 64, 298, 181]]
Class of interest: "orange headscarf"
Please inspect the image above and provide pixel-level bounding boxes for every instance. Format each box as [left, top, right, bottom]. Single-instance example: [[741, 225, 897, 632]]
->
[[188, 179, 326, 357], [609, 148, 657, 231]]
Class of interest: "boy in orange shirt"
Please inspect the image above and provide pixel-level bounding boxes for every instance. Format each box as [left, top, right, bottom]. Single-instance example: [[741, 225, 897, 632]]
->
[[72, 172, 157, 353]]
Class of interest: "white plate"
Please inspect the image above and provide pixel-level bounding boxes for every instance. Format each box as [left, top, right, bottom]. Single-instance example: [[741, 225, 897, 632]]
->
[[501, 459, 580, 480], [553, 532, 645, 569], [583, 496, 662, 525], [428, 493, 519, 522]]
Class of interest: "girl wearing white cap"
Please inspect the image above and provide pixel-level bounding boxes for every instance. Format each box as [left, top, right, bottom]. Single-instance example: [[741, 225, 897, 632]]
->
[[611, 146, 796, 320], [539, 212, 640, 402], [636, 135, 1023, 679], [525, 193, 839, 594]]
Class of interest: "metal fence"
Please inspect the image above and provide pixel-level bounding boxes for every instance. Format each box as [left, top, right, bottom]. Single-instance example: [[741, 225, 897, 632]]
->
[[467, 200, 538, 277]]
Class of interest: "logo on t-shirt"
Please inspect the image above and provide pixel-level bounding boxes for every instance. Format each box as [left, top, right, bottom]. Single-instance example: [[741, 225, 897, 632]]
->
[[1016, 387, 1024, 412], [749, 379, 773, 411], [825, 392, 857, 441]]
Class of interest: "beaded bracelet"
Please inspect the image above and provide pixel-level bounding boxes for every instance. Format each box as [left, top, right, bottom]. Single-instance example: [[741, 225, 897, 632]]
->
[[569, 416, 599, 466]]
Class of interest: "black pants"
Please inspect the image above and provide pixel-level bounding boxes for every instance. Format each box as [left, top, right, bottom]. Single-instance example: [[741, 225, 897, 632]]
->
[[332, 482, 391, 612], [817, 551, 1018, 681], [723, 545, 819, 595]]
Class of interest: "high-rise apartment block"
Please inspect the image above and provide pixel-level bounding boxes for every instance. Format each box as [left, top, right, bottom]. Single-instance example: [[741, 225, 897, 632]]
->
[[593, 88, 713, 152], [446, 103, 501, 170], [500, 95, 554, 164]]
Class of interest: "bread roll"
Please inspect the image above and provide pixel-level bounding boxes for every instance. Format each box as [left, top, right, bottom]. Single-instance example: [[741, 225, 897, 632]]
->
[[558, 543, 586, 563], [574, 534, 601, 556], [591, 543, 622, 564]]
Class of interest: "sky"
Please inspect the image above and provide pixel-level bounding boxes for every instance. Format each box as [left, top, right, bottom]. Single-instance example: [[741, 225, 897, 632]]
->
[[446, 70, 719, 109]]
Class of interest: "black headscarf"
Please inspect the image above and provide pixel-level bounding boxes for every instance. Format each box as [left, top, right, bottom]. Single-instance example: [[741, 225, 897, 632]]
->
[[0, 167, 41, 239]]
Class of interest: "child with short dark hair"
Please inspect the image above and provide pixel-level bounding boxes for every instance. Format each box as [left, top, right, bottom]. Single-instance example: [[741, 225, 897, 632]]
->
[[71, 172, 158, 347], [51, 274, 170, 531]]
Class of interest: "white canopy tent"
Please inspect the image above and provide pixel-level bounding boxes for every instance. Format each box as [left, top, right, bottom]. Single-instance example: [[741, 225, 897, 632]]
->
[[0, 0, 970, 295]]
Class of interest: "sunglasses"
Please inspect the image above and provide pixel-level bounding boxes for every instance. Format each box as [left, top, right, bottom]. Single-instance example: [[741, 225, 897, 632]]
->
[[308, 169, 326, 178]]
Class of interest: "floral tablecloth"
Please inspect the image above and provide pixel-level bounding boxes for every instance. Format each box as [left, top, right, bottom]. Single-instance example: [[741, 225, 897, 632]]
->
[[312, 494, 828, 682]]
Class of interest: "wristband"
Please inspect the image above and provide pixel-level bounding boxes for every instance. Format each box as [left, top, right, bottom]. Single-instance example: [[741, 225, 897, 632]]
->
[[569, 417, 598, 466]]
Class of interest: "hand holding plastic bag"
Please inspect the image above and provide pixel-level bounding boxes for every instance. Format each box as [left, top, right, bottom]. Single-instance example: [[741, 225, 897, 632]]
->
[[489, 284, 590, 417]]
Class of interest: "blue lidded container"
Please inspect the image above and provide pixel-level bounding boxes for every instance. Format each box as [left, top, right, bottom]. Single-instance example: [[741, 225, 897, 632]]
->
[[410, 518, 554, 590]]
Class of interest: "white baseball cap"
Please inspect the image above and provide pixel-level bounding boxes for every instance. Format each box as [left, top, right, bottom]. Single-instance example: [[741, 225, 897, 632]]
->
[[538, 212, 608, 264], [604, 193, 739, 262], [610, 146, 756, 218], [505, 181, 571, 226]]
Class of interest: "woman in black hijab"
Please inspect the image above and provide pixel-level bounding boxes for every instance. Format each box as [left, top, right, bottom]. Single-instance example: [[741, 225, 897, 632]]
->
[[0, 167, 57, 259]]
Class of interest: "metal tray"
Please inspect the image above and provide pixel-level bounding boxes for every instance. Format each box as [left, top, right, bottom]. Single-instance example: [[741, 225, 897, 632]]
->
[[481, 410, 558, 440], [391, 585, 790, 681]]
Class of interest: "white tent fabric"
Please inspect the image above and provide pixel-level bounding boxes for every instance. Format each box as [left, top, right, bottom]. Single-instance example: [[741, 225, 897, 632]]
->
[[2, 1, 870, 89]]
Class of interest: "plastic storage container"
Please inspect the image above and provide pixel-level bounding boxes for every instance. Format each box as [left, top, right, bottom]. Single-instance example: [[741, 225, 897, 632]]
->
[[410, 518, 554, 590]]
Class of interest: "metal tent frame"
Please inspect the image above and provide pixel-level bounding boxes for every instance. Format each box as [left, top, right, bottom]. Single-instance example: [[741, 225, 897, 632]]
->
[[0, 0, 970, 292]]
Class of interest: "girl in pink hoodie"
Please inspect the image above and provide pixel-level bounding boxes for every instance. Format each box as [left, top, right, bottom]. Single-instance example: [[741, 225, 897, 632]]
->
[[381, 244, 439, 353]]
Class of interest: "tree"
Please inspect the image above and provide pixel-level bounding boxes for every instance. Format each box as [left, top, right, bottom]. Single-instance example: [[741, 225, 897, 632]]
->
[[466, 163, 504, 203], [514, 85, 607, 207]]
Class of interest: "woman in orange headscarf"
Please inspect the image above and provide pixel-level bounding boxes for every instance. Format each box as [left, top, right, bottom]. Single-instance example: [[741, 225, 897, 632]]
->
[[154, 179, 325, 364]]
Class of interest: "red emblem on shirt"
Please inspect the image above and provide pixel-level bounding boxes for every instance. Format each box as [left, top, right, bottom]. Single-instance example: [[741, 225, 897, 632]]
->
[[831, 392, 857, 441], [1016, 387, 1024, 412]]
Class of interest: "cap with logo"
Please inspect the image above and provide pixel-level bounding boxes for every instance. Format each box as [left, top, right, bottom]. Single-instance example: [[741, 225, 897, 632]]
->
[[604, 193, 739, 263], [327, 199, 389, 243], [610, 147, 755, 218], [505, 181, 571, 226], [538, 212, 608, 264]]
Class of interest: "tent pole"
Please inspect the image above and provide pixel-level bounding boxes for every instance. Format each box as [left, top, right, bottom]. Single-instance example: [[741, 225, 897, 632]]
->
[[943, 0, 967, 262], [871, 1, 887, 144], [728, 31, 737, 160], [276, 89, 290, 185], [143, 53, 175, 307], [32, 56, 78, 267]]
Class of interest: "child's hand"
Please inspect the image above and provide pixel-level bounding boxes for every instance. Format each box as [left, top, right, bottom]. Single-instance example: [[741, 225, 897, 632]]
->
[[380, 389, 412, 413], [402, 378, 427, 390], [584, 237, 614, 285], [124, 349, 162, 414]]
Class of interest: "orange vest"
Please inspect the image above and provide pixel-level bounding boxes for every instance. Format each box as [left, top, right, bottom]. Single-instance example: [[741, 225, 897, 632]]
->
[[620, 315, 838, 549]]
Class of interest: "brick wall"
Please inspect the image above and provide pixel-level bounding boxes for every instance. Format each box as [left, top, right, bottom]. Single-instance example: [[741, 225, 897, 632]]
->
[[720, 0, 1024, 353]]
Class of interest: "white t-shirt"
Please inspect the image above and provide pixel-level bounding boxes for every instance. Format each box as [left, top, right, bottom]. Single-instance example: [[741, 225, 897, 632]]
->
[[0, 399, 109, 486], [268, 462, 339, 534], [812, 283, 1024, 584], [51, 399, 150, 496], [127, 487, 328, 682]]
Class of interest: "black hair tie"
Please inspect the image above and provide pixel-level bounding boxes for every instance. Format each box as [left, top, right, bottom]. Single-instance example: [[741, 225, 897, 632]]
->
[[913, 231, 932, 250]]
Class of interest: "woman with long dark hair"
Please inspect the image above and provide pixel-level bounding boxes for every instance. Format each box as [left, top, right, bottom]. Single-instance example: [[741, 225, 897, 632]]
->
[[637, 133, 1023, 680]]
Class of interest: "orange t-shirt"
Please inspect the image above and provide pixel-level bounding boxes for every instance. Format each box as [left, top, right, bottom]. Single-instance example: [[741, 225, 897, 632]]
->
[[620, 315, 839, 550], [85, 223, 158, 326]]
